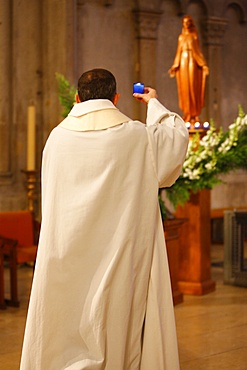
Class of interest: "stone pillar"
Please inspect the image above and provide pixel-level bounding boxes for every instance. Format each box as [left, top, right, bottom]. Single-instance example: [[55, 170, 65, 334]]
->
[[0, 1, 12, 183], [203, 17, 228, 127], [42, 0, 77, 141], [8, 0, 43, 212], [133, 10, 162, 121]]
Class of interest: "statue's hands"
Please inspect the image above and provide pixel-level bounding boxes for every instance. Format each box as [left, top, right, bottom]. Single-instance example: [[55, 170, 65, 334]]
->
[[203, 65, 209, 75], [168, 66, 178, 77], [133, 87, 157, 104]]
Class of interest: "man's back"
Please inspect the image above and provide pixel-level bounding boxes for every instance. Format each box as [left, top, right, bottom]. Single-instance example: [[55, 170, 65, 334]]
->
[[20, 69, 188, 370]]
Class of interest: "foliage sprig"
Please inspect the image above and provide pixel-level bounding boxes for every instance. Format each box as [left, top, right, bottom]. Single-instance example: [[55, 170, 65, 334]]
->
[[55, 73, 76, 118]]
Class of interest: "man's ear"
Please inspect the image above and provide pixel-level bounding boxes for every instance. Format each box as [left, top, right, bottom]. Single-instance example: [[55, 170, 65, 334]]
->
[[113, 93, 120, 106], [75, 93, 81, 103]]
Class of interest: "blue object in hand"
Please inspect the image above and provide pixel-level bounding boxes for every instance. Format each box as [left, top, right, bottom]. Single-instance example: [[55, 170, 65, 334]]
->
[[133, 83, 144, 94]]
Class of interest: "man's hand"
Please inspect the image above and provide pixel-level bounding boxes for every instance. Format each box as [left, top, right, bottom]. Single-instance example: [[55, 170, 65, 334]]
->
[[133, 87, 158, 104]]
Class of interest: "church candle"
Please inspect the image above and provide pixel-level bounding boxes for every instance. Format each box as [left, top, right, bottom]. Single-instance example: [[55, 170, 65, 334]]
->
[[27, 105, 36, 171]]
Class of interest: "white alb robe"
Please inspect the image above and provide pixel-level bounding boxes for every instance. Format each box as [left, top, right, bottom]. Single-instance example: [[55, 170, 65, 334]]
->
[[20, 98, 188, 370]]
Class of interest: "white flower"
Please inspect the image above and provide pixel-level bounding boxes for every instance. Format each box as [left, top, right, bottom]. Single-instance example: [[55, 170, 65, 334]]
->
[[205, 163, 213, 170], [181, 110, 246, 184]]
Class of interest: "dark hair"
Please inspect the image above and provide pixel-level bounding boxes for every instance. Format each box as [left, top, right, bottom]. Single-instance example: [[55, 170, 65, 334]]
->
[[77, 69, 117, 102]]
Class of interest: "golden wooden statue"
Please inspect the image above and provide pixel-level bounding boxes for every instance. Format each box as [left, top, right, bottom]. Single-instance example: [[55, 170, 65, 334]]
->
[[169, 15, 209, 123]]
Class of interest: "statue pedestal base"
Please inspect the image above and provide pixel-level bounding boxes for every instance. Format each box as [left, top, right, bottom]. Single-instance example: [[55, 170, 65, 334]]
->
[[176, 189, 216, 295], [164, 219, 185, 305]]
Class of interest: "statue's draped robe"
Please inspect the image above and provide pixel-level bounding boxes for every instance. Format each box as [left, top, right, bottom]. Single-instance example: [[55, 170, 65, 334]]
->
[[173, 32, 207, 121], [20, 98, 188, 370]]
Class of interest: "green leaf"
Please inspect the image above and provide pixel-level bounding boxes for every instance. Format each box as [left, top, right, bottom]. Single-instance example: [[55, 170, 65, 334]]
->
[[55, 73, 77, 118]]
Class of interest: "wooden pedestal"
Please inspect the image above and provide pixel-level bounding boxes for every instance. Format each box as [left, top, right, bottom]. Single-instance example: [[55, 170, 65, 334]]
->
[[175, 189, 216, 295], [0, 243, 6, 309], [164, 219, 185, 305]]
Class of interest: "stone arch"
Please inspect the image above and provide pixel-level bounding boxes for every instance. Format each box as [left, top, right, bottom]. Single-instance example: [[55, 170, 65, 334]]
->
[[177, 0, 208, 16], [222, 0, 247, 22]]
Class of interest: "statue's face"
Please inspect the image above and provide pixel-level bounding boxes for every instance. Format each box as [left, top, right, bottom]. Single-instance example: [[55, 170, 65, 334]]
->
[[183, 17, 193, 31]]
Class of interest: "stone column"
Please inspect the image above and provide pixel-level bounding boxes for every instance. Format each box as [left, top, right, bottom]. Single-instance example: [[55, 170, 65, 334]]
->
[[133, 10, 162, 121], [203, 17, 228, 127], [8, 0, 43, 213], [0, 1, 12, 183], [42, 0, 77, 141]]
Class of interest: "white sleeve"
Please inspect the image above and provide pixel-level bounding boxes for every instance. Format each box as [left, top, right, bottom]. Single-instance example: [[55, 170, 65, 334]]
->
[[146, 98, 189, 188]]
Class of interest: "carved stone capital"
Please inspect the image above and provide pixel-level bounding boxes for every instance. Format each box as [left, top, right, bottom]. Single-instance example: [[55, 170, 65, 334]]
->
[[203, 17, 228, 46], [133, 10, 162, 40], [104, 0, 114, 6]]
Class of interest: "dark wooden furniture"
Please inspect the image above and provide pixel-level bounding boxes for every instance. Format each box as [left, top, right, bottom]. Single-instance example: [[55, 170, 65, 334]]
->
[[0, 211, 38, 308]]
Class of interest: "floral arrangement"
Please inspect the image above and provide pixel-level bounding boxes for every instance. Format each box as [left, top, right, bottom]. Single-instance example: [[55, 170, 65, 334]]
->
[[165, 106, 247, 209], [56, 73, 247, 213]]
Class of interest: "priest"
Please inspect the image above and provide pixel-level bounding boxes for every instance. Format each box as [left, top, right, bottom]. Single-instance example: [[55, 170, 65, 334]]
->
[[20, 68, 189, 370]]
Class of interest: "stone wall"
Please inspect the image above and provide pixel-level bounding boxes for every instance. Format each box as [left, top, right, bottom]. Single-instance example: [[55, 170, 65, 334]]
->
[[0, 0, 246, 215]]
